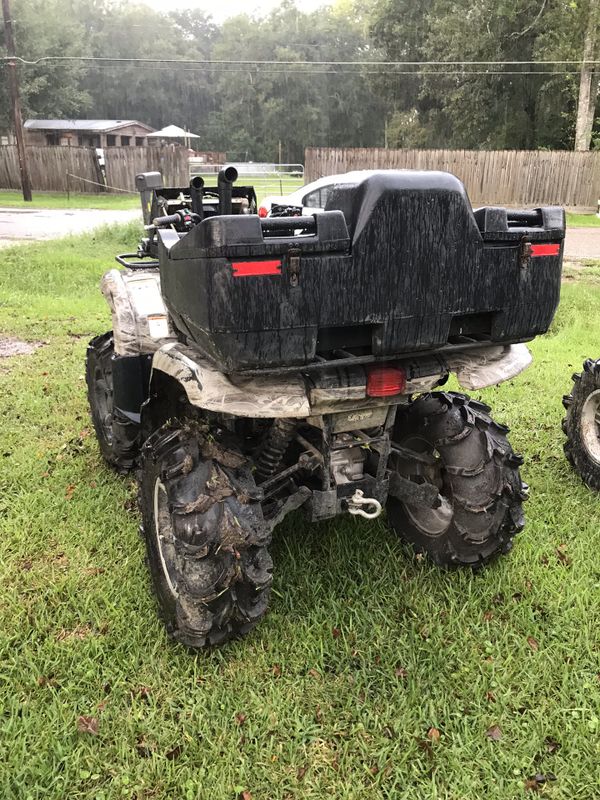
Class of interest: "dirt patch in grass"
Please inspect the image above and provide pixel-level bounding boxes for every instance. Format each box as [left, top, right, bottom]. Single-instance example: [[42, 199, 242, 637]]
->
[[0, 336, 44, 357], [562, 259, 600, 285]]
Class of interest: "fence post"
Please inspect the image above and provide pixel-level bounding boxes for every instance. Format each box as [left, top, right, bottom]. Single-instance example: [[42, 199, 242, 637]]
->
[[66, 171, 70, 202]]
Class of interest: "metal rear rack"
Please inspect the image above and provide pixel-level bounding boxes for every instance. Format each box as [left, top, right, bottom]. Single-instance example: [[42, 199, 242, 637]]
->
[[233, 336, 508, 377]]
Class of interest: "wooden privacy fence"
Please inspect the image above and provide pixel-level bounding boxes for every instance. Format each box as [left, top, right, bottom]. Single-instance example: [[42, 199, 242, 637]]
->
[[305, 147, 600, 209], [0, 145, 101, 192], [104, 147, 189, 191], [0, 145, 190, 193]]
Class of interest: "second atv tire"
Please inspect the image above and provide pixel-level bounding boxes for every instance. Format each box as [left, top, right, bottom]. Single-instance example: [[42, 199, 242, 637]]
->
[[139, 422, 272, 649], [562, 358, 600, 490], [387, 392, 527, 568]]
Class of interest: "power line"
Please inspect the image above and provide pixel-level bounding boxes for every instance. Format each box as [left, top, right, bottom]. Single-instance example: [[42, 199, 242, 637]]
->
[[2, 55, 599, 67], [0, 61, 584, 77], [0, 66, 580, 77], [11, 66, 581, 76]]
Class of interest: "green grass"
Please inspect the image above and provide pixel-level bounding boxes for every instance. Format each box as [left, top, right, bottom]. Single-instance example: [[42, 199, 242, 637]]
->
[[563, 259, 600, 284], [565, 212, 600, 227], [191, 174, 304, 206], [1, 227, 600, 799], [0, 190, 138, 210], [0, 176, 303, 211]]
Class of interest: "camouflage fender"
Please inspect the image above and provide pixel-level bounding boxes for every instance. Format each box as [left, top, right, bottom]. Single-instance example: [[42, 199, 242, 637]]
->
[[101, 268, 176, 356], [151, 342, 311, 418], [447, 343, 532, 390]]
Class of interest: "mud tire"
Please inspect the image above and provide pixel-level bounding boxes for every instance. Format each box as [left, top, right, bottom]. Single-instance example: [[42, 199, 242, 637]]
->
[[139, 422, 272, 649], [86, 332, 139, 473], [562, 359, 600, 490], [387, 392, 527, 568]]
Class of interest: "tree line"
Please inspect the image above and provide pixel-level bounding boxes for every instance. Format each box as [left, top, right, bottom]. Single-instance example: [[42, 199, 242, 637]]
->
[[1, 0, 598, 162]]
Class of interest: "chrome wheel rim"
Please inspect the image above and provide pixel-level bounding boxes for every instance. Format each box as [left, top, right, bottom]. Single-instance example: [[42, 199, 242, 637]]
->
[[94, 366, 113, 445], [581, 389, 600, 465], [404, 494, 453, 536], [394, 435, 453, 537], [153, 478, 178, 597]]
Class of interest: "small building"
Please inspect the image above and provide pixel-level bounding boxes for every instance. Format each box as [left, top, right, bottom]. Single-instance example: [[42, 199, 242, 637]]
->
[[23, 119, 155, 148]]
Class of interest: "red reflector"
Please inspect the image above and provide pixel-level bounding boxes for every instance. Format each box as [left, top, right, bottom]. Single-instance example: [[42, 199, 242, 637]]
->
[[366, 365, 406, 397], [232, 260, 282, 277], [530, 243, 560, 257], [258, 206, 268, 218]]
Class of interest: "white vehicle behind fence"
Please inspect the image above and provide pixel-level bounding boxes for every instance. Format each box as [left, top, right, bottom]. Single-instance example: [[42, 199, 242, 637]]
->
[[258, 171, 376, 217]]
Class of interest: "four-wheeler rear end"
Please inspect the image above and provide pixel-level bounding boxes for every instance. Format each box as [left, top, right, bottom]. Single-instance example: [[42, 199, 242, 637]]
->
[[86, 167, 565, 649]]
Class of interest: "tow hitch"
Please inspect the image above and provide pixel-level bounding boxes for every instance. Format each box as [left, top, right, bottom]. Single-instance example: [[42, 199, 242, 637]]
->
[[347, 489, 383, 519]]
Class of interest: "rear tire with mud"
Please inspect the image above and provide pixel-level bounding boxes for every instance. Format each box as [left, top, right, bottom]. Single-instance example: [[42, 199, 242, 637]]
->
[[387, 392, 527, 568], [139, 421, 272, 649], [562, 359, 600, 490], [86, 332, 140, 473]]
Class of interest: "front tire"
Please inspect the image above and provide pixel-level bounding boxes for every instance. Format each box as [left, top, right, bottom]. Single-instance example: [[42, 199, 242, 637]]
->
[[387, 392, 527, 568], [85, 332, 140, 473], [139, 421, 272, 649], [562, 359, 600, 490]]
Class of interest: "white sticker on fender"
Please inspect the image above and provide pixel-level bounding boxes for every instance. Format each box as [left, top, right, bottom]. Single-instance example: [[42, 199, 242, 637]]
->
[[148, 315, 170, 339], [129, 278, 166, 316]]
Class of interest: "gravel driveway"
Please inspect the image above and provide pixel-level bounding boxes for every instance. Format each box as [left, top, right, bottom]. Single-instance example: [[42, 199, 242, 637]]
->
[[563, 227, 600, 260], [0, 207, 140, 247]]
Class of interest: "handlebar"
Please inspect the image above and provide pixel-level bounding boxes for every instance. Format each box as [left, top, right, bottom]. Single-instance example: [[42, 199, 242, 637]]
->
[[150, 211, 318, 237], [153, 212, 185, 227]]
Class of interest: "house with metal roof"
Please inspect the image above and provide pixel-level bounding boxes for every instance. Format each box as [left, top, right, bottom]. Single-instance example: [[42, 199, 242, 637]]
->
[[23, 119, 155, 148]]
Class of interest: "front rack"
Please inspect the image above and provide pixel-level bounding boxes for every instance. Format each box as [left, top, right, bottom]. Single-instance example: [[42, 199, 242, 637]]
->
[[115, 253, 160, 270]]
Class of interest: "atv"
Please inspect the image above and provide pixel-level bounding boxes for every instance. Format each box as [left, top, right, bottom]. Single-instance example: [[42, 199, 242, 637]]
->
[[86, 167, 564, 649], [562, 358, 600, 489]]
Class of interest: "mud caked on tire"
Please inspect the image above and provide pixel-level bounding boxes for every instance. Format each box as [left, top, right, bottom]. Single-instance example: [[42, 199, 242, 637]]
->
[[387, 392, 527, 568], [86, 332, 140, 472], [562, 359, 600, 490], [139, 422, 272, 649]]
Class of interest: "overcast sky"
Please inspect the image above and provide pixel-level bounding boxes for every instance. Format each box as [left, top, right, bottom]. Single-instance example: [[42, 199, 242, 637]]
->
[[139, 0, 331, 24]]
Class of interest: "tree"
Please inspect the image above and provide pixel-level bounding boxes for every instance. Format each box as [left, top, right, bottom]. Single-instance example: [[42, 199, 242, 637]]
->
[[204, 2, 386, 161], [0, 0, 90, 131], [2, 0, 598, 156], [369, 0, 599, 150]]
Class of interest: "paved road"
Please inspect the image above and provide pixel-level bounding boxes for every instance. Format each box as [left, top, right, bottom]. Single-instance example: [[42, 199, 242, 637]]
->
[[564, 227, 600, 260], [0, 207, 140, 247]]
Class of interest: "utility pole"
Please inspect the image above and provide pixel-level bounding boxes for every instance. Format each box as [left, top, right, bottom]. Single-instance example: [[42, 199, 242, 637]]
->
[[574, 0, 599, 151], [2, 0, 32, 200]]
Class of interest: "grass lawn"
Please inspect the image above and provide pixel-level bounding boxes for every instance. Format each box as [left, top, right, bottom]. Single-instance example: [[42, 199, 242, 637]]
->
[[0, 177, 303, 212], [189, 174, 304, 206], [0, 191, 138, 211], [1, 226, 600, 799], [565, 212, 600, 227]]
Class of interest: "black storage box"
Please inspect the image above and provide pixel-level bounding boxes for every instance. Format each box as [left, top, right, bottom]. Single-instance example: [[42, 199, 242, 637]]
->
[[158, 171, 564, 372]]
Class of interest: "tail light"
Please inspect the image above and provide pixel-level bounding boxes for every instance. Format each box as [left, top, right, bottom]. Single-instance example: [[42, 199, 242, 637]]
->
[[366, 365, 406, 397], [258, 205, 268, 218], [530, 243, 560, 257]]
